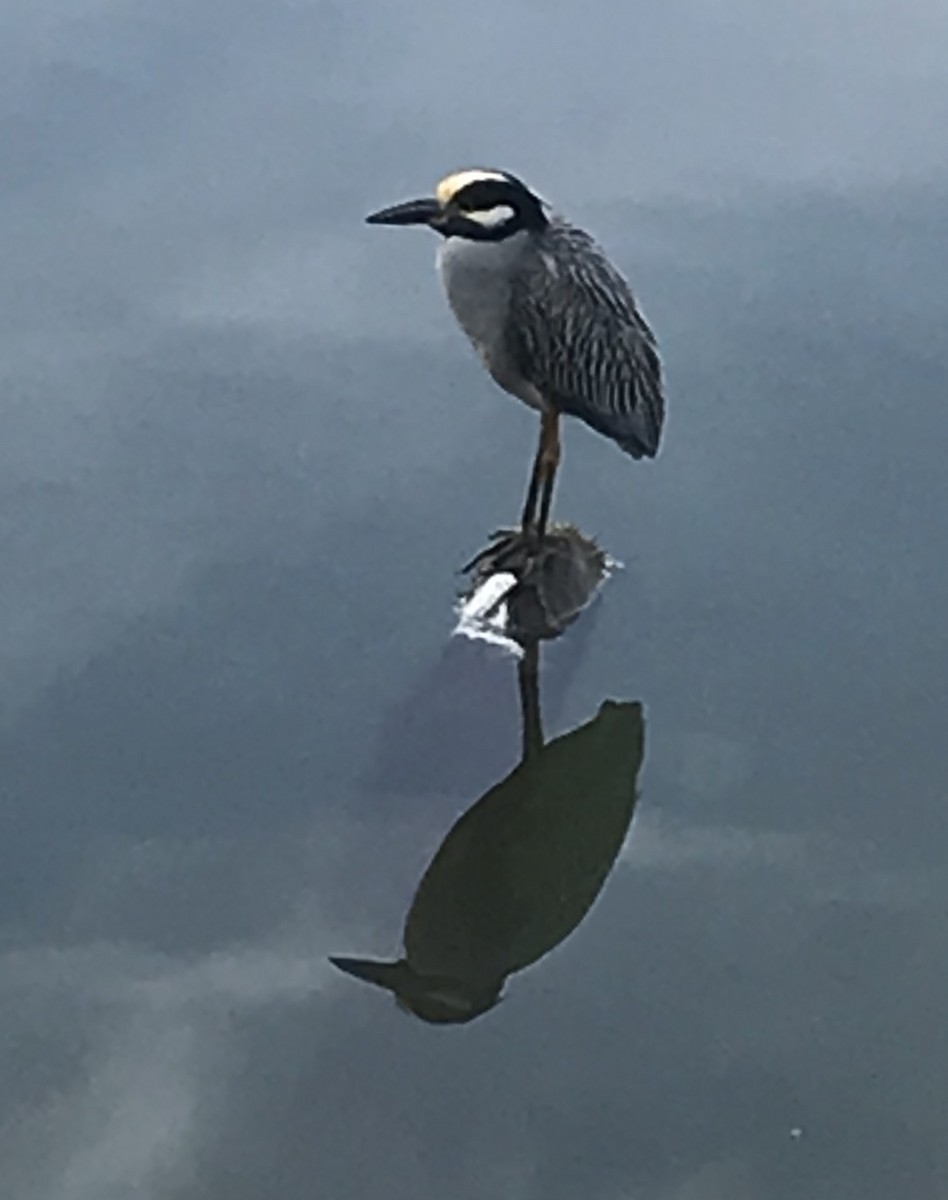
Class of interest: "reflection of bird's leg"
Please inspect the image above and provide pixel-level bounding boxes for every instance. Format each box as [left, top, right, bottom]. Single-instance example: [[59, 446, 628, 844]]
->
[[517, 640, 544, 762], [520, 408, 561, 539]]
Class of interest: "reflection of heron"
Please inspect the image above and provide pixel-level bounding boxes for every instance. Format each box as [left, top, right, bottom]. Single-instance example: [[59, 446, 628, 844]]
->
[[330, 548, 645, 1021], [365, 580, 600, 803], [366, 169, 664, 541]]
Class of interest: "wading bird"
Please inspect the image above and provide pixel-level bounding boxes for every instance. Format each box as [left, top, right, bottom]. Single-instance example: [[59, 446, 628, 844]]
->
[[366, 168, 665, 539]]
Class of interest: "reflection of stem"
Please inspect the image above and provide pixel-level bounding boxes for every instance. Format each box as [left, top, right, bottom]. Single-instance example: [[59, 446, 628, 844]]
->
[[518, 640, 544, 763]]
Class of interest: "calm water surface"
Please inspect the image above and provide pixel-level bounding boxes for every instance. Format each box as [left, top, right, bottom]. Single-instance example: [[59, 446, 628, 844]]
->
[[1, 43, 947, 1196]]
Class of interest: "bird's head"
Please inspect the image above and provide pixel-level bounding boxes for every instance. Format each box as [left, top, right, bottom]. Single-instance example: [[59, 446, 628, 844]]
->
[[329, 955, 505, 1024], [366, 168, 548, 242]]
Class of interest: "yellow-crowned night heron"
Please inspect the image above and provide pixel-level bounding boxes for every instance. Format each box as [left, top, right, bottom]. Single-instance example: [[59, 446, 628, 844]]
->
[[366, 168, 665, 537]]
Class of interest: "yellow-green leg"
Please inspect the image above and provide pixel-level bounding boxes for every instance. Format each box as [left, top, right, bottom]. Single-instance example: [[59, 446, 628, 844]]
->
[[520, 409, 561, 538]]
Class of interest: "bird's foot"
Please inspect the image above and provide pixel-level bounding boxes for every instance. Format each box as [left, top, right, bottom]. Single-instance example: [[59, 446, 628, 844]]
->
[[461, 525, 545, 579], [458, 522, 613, 644]]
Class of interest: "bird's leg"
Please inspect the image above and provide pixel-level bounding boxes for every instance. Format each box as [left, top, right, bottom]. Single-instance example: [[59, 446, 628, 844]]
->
[[520, 437, 545, 533], [520, 409, 561, 540], [462, 411, 560, 579], [535, 410, 561, 539]]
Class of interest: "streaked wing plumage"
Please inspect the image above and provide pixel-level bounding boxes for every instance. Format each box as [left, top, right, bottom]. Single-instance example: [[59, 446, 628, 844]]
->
[[508, 220, 664, 458]]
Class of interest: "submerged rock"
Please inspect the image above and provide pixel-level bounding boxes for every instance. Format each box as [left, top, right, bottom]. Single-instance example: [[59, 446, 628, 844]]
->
[[456, 523, 618, 649]]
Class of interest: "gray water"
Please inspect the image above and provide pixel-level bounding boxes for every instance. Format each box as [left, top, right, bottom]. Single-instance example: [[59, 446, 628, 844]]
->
[[2, 4, 948, 1197]]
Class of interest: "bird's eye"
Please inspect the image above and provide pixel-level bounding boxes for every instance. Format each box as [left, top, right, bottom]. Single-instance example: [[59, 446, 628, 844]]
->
[[454, 182, 503, 212]]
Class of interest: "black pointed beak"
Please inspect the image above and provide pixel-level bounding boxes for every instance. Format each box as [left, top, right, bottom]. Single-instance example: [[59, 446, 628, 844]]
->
[[365, 197, 442, 227], [329, 956, 405, 992]]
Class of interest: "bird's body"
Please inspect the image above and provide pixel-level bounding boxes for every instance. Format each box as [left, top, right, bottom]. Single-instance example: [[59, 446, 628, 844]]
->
[[438, 215, 662, 458], [437, 229, 544, 410], [366, 169, 665, 536]]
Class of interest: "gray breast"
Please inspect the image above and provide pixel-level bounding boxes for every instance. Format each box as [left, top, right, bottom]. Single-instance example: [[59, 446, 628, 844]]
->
[[436, 232, 543, 408]]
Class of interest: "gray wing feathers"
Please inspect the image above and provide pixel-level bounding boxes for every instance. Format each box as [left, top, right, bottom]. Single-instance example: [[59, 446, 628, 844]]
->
[[509, 222, 664, 458]]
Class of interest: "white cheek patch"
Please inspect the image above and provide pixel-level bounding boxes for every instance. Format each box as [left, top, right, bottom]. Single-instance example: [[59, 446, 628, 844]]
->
[[467, 204, 516, 229]]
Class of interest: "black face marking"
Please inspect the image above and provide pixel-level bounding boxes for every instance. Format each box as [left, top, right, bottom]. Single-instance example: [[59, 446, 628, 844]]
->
[[433, 173, 548, 241]]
